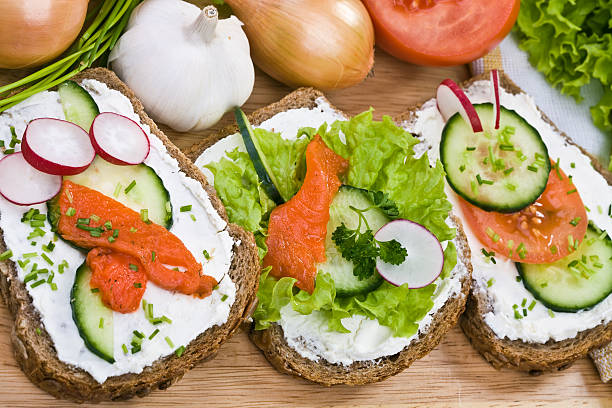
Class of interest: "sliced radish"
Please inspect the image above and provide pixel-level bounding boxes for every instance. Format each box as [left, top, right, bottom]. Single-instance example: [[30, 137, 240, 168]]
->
[[0, 153, 61, 205], [436, 79, 483, 133], [375, 219, 444, 289], [22, 118, 95, 175], [490, 69, 501, 130], [90, 113, 150, 165]]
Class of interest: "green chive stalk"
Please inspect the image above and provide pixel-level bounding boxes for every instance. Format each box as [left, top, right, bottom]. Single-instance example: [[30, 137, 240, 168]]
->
[[0, 0, 142, 113]]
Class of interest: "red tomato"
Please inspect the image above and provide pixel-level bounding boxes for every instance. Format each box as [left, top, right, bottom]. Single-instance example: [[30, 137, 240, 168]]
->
[[362, 0, 520, 66], [459, 163, 588, 264]]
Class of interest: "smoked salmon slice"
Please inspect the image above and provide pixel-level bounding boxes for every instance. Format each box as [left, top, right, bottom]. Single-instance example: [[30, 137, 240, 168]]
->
[[57, 181, 217, 307], [263, 135, 349, 293]]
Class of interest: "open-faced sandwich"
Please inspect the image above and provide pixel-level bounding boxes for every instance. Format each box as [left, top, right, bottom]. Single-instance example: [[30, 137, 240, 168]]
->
[[189, 89, 473, 385], [396, 71, 612, 373], [0, 68, 259, 402]]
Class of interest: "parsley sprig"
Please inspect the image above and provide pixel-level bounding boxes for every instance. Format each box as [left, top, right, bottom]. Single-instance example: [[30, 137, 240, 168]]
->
[[332, 197, 407, 281]]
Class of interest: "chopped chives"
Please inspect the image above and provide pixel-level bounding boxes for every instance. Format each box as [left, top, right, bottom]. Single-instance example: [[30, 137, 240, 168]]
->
[[528, 300, 536, 311], [46, 273, 54, 284], [518, 251, 526, 260], [17, 259, 29, 268], [42, 241, 55, 252], [91, 288, 99, 293], [550, 245, 558, 254], [24, 272, 38, 284], [548, 309, 555, 318], [122, 344, 128, 354], [99, 318, 104, 328], [570, 162, 575, 168], [29, 220, 44, 227], [3, 149, 14, 154], [503, 167, 514, 175], [190, 214, 196, 222], [165, 201, 172, 213], [486, 278, 495, 287], [148, 303, 153, 318], [41, 253, 53, 265], [22, 252, 37, 259], [32, 213, 46, 220], [466, 146, 476, 151], [31, 279, 46, 288], [140, 209, 150, 223], [90, 214, 100, 222], [77, 218, 90, 225], [459, 164, 466, 172], [221, 294, 228, 301], [133, 330, 145, 339], [130, 227, 137, 233], [499, 144, 514, 151], [65, 207, 76, 216], [165, 336, 174, 348], [554, 158, 562, 180], [113, 229, 119, 238], [512, 304, 518, 309], [505, 183, 516, 191], [476, 174, 493, 185], [35, 328, 41, 335], [113, 183, 122, 198], [180, 205, 192, 212], [0, 249, 13, 261], [521, 298, 527, 307], [175, 346, 185, 357], [203, 249, 210, 260], [21, 208, 37, 222], [149, 329, 160, 340], [104, 221, 112, 230], [129, 264, 138, 271], [527, 165, 538, 172], [515, 275, 522, 282], [124, 180, 136, 194], [566, 189, 577, 195], [569, 217, 581, 227], [523, 308, 528, 317], [514, 310, 522, 320], [151, 251, 156, 262], [161, 315, 172, 324], [108, 236, 115, 243], [540, 282, 548, 288], [89, 230, 101, 238], [134, 282, 142, 288]]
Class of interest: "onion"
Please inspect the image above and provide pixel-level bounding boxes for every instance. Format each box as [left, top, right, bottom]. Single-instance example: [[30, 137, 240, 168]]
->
[[0, 0, 88, 69], [225, 0, 374, 90]]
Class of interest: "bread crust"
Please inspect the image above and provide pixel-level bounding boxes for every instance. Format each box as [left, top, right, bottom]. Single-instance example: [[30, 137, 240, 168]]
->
[[397, 71, 612, 374], [0, 68, 260, 402], [190, 89, 473, 385]]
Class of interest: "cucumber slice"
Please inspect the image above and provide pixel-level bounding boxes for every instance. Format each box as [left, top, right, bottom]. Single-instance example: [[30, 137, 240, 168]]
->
[[517, 226, 612, 312], [71, 262, 114, 363], [441, 103, 550, 213], [58, 80, 100, 132], [318, 186, 389, 296], [234, 108, 284, 205], [48, 156, 172, 230]]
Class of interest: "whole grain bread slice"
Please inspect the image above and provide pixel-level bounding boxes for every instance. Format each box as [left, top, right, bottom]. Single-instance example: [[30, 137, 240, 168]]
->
[[0, 68, 260, 402], [395, 71, 612, 374], [189, 89, 473, 386]]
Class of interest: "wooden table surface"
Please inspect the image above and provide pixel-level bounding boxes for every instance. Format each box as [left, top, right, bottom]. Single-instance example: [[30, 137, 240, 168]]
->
[[1, 50, 610, 407]]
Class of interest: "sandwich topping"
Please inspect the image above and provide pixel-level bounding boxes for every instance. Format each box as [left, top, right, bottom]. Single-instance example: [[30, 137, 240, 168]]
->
[[0, 80, 236, 382], [198, 99, 469, 365], [406, 78, 612, 343]]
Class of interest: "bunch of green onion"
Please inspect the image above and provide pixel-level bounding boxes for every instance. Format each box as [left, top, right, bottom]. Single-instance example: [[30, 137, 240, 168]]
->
[[0, 0, 143, 113]]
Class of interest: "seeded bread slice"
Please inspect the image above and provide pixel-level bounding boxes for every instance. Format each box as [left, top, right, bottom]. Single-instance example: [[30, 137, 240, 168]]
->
[[0, 68, 260, 402], [395, 71, 612, 375], [188, 88, 473, 386]]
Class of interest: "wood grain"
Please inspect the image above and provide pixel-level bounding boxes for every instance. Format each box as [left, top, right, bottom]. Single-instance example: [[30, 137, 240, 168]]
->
[[1, 49, 610, 407]]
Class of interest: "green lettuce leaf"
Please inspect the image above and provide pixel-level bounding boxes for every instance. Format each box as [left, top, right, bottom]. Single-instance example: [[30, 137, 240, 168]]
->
[[207, 112, 457, 337], [515, 0, 612, 168]]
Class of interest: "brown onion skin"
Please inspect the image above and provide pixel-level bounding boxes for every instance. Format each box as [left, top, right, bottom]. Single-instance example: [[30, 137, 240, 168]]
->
[[0, 0, 88, 69], [225, 0, 374, 90]]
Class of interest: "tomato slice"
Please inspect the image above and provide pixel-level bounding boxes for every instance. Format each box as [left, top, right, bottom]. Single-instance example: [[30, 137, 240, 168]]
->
[[459, 163, 588, 264], [362, 0, 520, 66]]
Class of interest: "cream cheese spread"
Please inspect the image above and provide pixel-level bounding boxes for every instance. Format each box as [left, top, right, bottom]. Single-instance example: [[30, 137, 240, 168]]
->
[[196, 99, 469, 365], [0, 80, 236, 383], [403, 80, 612, 344]]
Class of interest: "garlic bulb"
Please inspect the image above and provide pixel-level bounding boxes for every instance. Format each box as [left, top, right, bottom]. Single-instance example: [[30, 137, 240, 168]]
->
[[109, 0, 254, 132]]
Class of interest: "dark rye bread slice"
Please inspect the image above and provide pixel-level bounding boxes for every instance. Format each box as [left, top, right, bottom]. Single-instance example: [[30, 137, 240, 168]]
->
[[187, 89, 473, 385], [395, 71, 612, 374], [0, 68, 259, 402]]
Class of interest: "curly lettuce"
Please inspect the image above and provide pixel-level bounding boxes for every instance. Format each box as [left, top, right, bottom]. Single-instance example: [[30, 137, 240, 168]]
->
[[515, 0, 612, 168], [205, 111, 457, 337]]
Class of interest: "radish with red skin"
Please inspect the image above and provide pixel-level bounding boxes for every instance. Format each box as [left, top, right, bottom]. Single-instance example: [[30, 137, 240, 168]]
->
[[0, 153, 61, 205], [375, 219, 444, 288], [90, 112, 150, 165], [490, 69, 501, 129], [22, 118, 95, 175], [436, 79, 483, 133]]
